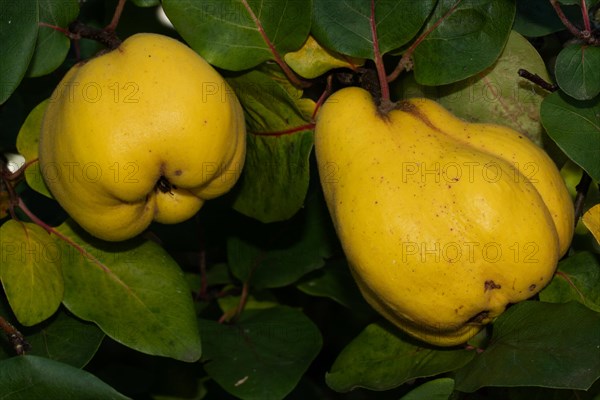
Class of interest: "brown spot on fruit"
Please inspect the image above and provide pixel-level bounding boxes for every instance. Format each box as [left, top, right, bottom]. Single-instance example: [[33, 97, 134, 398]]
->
[[484, 280, 501, 292], [529, 284, 537, 291], [174, 169, 182, 176]]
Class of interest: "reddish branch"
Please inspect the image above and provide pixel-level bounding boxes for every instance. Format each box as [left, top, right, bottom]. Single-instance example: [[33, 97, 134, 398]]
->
[[0, 315, 30, 355], [549, 0, 599, 45], [370, 0, 390, 104], [239, 0, 311, 89], [251, 123, 315, 137], [387, 0, 463, 83]]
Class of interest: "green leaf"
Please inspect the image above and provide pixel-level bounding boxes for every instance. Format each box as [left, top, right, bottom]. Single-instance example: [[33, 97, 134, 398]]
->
[[539, 252, 600, 312], [162, 0, 311, 71], [16, 98, 54, 199], [0, 0, 38, 104], [227, 190, 335, 289], [555, 44, 600, 101], [57, 221, 201, 362], [200, 306, 322, 400], [311, 0, 436, 59], [296, 258, 372, 313], [540, 91, 600, 181], [0, 297, 104, 367], [400, 378, 455, 400], [0, 355, 130, 400], [26, 0, 78, 77], [326, 323, 475, 392], [0, 220, 63, 326], [227, 67, 314, 223], [454, 301, 600, 392], [407, 30, 549, 145], [513, 0, 580, 37], [413, 0, 516, 85]]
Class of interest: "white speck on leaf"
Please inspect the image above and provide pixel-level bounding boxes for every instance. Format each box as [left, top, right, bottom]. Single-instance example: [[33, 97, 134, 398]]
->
[[235, 376, 249, 387]]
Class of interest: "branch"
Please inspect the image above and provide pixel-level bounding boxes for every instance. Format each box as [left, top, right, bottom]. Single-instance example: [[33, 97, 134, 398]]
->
[[550, 0, 600, 45], [106, 0, 127, 32], [370, 0, 390, 105], [517, 69, 558, 92], [0, 315, 30, 355], [239, 0, 311, 89], [250, 123, 315, 137], [387, 0, 463, 83], [574, 172, 592, 226]]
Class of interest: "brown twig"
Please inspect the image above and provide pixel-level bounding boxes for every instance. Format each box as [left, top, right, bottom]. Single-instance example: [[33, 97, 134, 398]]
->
[[574, 172, 592, 226], [0, 315, 30, 355], [517, 69, 558, 92], [106, 0, 127, 32], [68, 21, 122, 50]]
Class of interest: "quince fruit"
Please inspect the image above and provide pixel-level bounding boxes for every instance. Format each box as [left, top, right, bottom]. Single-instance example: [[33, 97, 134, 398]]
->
[[39, 33, 246, 241], [315, 87, 574, 346]]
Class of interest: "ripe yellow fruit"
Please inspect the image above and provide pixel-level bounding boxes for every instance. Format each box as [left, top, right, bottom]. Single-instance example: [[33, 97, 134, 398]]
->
[[39, 33, 246, 241], [315, 87, 574, 346]]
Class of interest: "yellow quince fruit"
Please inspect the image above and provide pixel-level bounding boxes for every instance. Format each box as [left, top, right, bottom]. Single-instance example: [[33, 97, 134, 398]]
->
[[39, 33, 246, 241], [315, 87, 574, 346]]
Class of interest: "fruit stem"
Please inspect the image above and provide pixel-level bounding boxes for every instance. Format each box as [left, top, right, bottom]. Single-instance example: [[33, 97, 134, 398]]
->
[[370, 0, 391, 106], [69, 21, 122, 50]]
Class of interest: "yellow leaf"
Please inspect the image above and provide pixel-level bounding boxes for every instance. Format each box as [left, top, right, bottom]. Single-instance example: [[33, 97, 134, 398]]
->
[[582, 204, 600, 245], [284, 36, 364, 79]]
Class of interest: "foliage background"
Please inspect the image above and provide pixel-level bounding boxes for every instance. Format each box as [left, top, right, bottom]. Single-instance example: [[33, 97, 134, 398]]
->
[[1, 0, 599, 399]]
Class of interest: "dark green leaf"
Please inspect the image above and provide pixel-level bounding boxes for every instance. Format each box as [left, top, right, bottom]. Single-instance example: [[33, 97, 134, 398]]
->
[[413, 0, 516, 85], [539, 252, 600, 312], [227, 190, 335, 289], [57, 221, 201, 362], [513, 0, 580, 37], [0, 296, 104, 367], [0, 355, 130, 399], [296, 258, 372, 313], [311, 0, 436, 59], [200, 306, 322, 400], [540, 91, 600, 181], [162, 0, 311, 71], [555, 44, 600, 101], [0, 220, 63, 326], [454, 301, 600, 392], [27, 0, 79, 77], [400, 378, 455, 400], [0, 0, 38, 104], [227, 67, 314, 223], [326, 323, 475, 392]]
